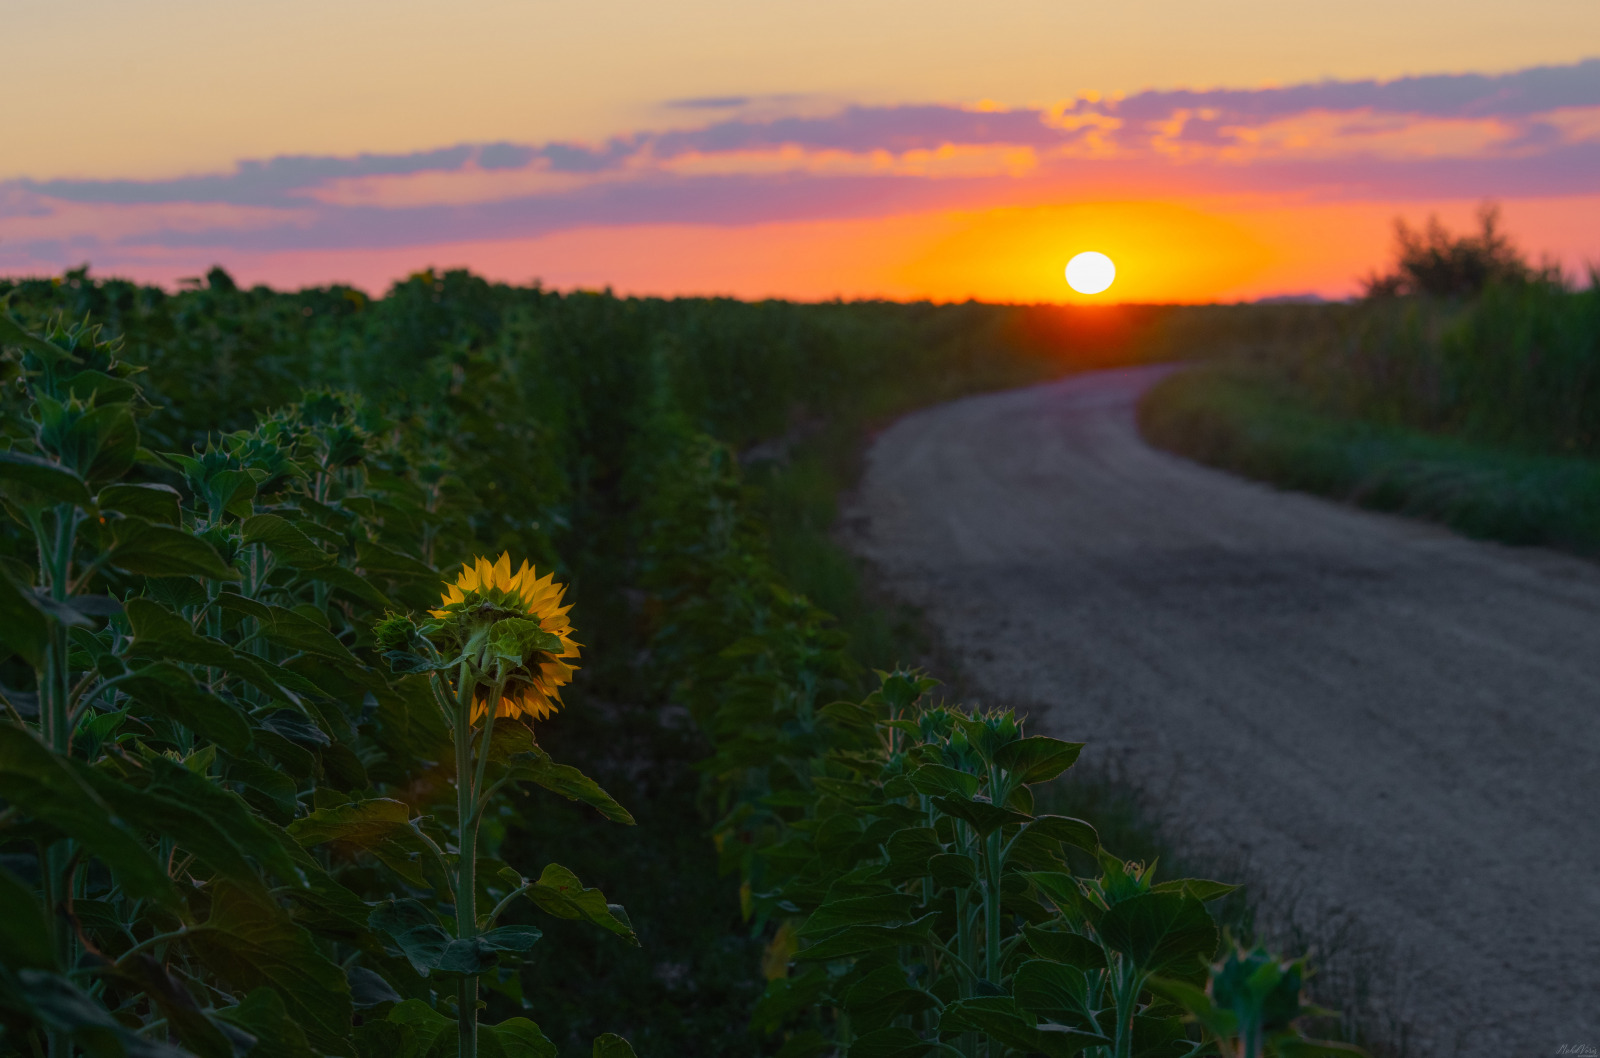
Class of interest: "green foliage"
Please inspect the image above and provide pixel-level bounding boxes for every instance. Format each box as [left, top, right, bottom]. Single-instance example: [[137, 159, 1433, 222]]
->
[[1140, 367, 1600, 552], [0, 312, 635, 1057], [1139, 261, 1600, 555], [0, 268, 1355, 1057]]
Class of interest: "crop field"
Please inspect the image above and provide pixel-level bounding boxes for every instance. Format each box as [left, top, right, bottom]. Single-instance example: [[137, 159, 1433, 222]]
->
[[0, 270, 1370, 1058]]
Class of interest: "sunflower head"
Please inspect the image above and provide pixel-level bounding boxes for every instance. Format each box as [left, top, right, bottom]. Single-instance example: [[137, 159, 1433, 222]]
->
[[429, 552, 580, 724]]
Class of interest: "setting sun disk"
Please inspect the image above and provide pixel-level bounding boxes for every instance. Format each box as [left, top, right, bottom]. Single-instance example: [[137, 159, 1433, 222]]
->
[[1066, 251, 1116, 295]]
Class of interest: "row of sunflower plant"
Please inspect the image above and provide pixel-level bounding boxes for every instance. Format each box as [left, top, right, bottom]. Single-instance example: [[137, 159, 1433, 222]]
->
[[0, 311, 639, 1058], [622, 370, 1364, 1058]]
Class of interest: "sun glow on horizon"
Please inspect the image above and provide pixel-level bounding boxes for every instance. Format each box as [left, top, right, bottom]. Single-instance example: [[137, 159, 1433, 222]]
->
[[1065, 251, 1116, 294]]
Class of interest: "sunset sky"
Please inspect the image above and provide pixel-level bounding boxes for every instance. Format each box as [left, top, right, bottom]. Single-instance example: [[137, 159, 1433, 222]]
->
[[6, 0, 1600, 302]]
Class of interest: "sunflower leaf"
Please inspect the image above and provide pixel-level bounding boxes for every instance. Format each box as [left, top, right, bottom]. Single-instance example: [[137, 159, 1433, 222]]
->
[[486, 618, 565, 666], [97, 482, 182, 525], [119, 663, 253, 754], [288, 799, 430, 887], [0, 568, 53, 667], [993, 736, 1085, 786], [0, 725, 177, 906], [186, 886, 354, 1051], [0, 449, 92, 508], [591, 1034, 637, 1058], [125, 598, 299, 703], [110, 517, 236, 579], [522, 863, 638, 945]]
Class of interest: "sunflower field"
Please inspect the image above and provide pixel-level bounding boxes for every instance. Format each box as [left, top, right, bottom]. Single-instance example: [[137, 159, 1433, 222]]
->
[[0, 268, 1354, 1058]]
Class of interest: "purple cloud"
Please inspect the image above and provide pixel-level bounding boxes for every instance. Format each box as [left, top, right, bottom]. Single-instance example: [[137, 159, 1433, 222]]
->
[[3, 58, 1597, 272]]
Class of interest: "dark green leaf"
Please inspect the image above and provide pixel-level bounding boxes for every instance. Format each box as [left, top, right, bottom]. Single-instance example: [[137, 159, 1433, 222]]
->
[[486, 618, 566, 664], [214, 987, 318, 1058], [0, 449, 91, 507], [117, 954, 248, 1058], [0, 724, 175, 904], [221, 753, 298, 823], [1021, 925, 1105, 969], [259, 708, 331, 748], [1150, 878, 1240, 903], [383, 999, 451, 1057], [1014, 815, 1100, 855], [939, 996, 1099, 1057], [355, 540, 436, 579], [0, 866, 56, 971], [1022, 872, 1085, 918], [203, 470, 258, 520], [793, 914, 937, 962], [907, 764, 980, 800], [373, 1001, 557, 1058], [929, 853, 978, 889], [288, 799, 430, 887], [994, 736, 1085, 785], [125, 599, 297, 702], [1014, 959, 1096, 1021], [0, 314, 74, 363], [434, 926, 544, 974], [1098, 891, 1219, 982], [847, 1027, 932, 1058], [241, 513, 331, 568], [931, 795, 1031, 837], [111, 517, 235, 579], [347, 966, 403, 1010], [798, 893, 918, 936], [1144, 977, 1238, 1041], [501, 742, 635, 825], [489, 1018, 557, 1058], [259, 603, 360, 662], [841, 965, 940, 1031], [303, 563, 391, 608], [882, 827, 942, 883], [58, 402, 139, 487], [274, 836, 375, 944], [215, 591, 272, 621], [591, 1033, 637, 1058], [187, 885, 353, 1051], [120, 663, 253, 754], [751, 972, 830, 1034], [369, 900, 451, 976], [12, 969, 190, 1058], [0, 568, 51, 667], [525, 863, 639, 944], [97, 482, 182, 526], [85, 752, 299, 894]]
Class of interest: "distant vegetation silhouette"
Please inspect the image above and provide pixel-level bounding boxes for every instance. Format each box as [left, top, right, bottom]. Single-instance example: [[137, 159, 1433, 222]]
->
[[1363, 203, 1552, 299]]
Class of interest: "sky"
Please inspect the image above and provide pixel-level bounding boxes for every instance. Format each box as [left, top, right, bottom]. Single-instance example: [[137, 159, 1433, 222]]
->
[[5, 0, 1600, 302]]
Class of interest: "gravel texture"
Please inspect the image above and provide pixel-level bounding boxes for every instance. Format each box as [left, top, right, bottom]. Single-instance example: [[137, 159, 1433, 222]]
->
[[841, 365, 1600, 1057]]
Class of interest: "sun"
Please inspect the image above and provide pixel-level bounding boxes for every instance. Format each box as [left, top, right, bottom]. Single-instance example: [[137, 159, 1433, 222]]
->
[[1065, 251, 1116, 295]]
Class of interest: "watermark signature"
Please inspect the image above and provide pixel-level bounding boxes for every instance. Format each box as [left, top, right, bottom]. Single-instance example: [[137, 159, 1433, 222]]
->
[[1556, 1045, 1597, 1057]]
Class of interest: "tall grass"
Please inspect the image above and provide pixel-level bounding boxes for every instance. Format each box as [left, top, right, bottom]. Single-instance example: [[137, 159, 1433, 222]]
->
[[1140, 279, 1600, 552], [1291, 281, 1600, 456]]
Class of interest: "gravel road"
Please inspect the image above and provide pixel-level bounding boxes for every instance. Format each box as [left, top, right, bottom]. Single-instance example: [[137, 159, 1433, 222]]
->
[[841, 365, 1600, 1057]]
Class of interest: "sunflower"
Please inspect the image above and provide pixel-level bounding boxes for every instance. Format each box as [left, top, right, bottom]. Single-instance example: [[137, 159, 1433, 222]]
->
[[430, 552, 581, 723]]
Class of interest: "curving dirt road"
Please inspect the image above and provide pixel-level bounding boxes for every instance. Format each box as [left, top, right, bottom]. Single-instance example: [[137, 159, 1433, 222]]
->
[[842, 366, 1600, 1057]]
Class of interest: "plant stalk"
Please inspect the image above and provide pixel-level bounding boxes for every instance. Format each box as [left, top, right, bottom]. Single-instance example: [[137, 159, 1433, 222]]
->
[[454, 661, 479, 1058]]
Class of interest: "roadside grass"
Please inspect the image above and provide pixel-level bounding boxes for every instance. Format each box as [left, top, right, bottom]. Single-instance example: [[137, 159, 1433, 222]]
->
[[1139, 364, 1600, 555]]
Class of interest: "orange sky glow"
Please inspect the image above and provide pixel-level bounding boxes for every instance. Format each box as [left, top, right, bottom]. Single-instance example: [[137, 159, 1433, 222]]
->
[[5, 4, 1599, 303]]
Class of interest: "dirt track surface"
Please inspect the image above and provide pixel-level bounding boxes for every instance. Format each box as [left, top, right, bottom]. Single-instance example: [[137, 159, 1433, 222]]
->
[[842, 366, 1600, 1057]]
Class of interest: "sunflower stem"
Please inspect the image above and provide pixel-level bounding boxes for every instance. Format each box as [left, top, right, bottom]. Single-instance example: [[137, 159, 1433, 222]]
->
[[468, 674, 507, 833], [453, 660, 479, 1058]]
